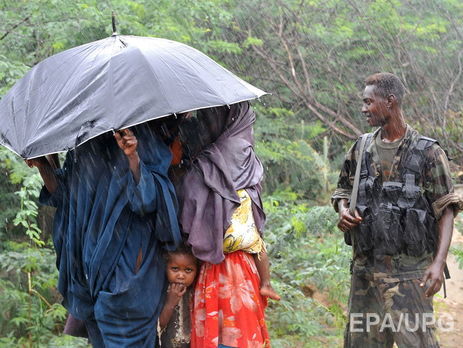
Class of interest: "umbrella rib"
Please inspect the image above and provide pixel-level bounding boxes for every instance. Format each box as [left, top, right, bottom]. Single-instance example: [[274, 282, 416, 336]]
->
[[153, 49, 201, 109], [174, 44, 264, 105], [0, 35, 267, 159], [14, 94, 266, 160], [25, 42, 103, 148], [33, 45, 104, 144], [131, 47, 176, 114], [173, 46, 233, 105]]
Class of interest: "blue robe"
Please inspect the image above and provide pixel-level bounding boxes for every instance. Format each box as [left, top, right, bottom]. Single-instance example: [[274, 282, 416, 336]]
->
[[40, 124, 181, 347]]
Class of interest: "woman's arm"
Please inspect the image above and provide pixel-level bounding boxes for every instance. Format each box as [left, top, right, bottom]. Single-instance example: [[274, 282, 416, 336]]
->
[[26, 156, 58, 193], [114, 129, 141, 183]]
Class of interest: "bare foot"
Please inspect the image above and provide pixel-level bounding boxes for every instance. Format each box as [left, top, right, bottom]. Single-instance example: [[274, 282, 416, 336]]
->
[[260, 285, 281, 301]]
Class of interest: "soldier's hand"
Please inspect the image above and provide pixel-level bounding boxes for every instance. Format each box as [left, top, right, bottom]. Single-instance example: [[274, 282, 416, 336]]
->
[[338, 207, 362, 232], [420, 262, 444, 297], [114, 128, 138, 157]]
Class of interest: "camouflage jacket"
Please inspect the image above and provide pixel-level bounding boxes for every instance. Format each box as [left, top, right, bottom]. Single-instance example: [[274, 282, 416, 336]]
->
[[332, 125, 462, 277]]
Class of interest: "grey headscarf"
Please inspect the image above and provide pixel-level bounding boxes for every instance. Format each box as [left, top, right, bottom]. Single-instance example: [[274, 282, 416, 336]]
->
[[177, 101, 265, 264]]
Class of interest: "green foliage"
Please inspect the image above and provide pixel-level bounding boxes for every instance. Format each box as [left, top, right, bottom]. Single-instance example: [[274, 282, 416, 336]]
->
[[1, 0, 461, 345], [0, 163, 21, 240], [0, 148, 45, 246], [451, 213, 463, 269], [13, 173, 44, 246], [254, 105, 337, 201], [0, 242, 88, 346], [224, 0, 463, 165], [0, 125, 65, 343], [264, 195, 351, 346], [0, 56, 29, 96], [451, 247, 463, 270]]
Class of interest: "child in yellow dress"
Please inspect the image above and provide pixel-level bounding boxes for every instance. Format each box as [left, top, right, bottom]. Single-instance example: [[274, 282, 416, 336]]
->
[[223, 189, 280, 301]]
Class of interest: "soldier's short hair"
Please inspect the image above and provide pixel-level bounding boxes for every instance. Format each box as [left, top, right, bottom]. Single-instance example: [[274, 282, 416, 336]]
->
[[365, 72, 406, 105]]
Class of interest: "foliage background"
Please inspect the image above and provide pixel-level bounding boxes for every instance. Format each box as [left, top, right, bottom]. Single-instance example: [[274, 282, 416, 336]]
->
[[0, 0, 462, 347]]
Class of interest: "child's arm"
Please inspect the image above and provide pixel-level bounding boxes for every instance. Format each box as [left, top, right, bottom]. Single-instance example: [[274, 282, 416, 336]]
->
[[158, 283, 187, 330]]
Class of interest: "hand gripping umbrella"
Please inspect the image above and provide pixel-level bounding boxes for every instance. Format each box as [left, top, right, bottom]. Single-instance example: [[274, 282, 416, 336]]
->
[[0, 35, 266, 159]]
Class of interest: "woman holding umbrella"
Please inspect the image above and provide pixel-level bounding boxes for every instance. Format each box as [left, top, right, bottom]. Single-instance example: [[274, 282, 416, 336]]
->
[[27, 125, 181, 347]]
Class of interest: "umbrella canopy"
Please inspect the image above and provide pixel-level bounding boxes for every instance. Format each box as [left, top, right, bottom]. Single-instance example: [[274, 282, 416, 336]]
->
[[0, 35, 266, 159]]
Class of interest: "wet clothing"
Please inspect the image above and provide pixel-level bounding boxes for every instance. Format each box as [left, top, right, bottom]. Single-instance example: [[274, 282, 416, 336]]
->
[[40, 124, 181, 348], [374, 131, 403, 181], [345, 129, 440, 257], [178, 102, 270, 347], [332, 125, 462, 264], [346, 261, 439, 348], [333, 126, 462, 219], [332, 125, 462, 348], [158, 287, 192, 348], [191, 251, 270, 348], [63, 314, 87, 338], [177, 102, 265, 264], [223, 189, 265, 254]]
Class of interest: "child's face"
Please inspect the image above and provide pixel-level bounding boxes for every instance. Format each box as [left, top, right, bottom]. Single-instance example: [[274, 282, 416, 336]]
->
[[166, 253, 198, 287]]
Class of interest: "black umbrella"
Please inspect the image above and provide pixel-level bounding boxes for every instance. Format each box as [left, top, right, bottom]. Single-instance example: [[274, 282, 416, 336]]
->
[[0, 34, 266, 159]]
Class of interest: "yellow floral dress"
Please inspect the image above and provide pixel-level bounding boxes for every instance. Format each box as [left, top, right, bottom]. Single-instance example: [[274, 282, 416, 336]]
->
[[223, 189, 265, 254]]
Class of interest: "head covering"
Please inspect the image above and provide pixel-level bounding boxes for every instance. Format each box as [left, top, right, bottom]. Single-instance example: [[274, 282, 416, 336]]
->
[[178, 101, 265, 263], [40, 123, 181, 346]]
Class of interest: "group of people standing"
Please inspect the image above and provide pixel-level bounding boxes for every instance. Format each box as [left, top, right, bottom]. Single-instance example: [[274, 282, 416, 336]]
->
[[29, 101, 277, 347], [30, 72, 463, 348]]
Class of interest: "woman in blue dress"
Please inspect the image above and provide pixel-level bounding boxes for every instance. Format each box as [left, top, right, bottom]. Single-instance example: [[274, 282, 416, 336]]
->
[[28, 124, 181, 347]]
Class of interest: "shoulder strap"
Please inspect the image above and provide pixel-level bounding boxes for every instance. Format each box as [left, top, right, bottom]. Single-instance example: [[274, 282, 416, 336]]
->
[[416, 136, 437, 151], [349, 134, 370, 215]]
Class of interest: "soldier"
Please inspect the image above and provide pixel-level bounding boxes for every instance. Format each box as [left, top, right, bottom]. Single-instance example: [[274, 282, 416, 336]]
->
[[332, 72, 463, 348]]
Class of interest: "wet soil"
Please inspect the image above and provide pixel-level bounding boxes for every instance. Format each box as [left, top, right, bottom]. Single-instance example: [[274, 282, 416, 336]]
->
[[436, 186, 463, 347]]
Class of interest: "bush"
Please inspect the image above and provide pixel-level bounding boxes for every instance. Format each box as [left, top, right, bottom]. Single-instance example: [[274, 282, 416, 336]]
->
[[263, 193, 351, 347]]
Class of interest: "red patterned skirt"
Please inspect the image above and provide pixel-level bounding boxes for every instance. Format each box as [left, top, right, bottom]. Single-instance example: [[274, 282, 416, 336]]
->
[[191, 251, 270, 348]]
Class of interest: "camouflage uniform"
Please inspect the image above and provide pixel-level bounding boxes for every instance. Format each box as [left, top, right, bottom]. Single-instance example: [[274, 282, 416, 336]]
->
[[332, 126, 463, 348]]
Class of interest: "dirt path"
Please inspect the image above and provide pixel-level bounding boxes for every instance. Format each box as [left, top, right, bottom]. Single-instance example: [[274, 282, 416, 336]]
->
[[436, 185, 463, 347]]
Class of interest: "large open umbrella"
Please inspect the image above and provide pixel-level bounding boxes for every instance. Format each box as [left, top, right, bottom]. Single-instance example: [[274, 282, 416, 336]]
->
[[0, 35, 266, 159]]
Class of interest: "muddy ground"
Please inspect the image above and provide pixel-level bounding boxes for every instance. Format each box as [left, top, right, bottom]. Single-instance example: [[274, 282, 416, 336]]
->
[[436, 186, 463, 348]]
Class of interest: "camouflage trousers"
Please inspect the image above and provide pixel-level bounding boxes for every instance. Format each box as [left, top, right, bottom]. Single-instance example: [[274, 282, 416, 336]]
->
[[344, 269, 440, 348]]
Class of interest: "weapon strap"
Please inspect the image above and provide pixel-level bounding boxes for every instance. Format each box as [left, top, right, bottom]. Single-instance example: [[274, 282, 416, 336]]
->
[[350, 134, 369, 215], [348, 134, 369, 265], [443, 263, 450, 298]]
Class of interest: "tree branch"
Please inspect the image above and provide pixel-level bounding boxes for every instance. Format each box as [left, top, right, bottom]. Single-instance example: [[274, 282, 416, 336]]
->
[[250, 35, 359, 139], [444, 49, 463, 113], [0, 16, 30, 41]]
